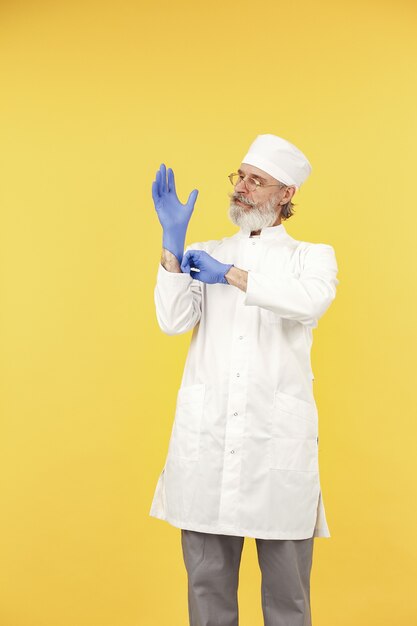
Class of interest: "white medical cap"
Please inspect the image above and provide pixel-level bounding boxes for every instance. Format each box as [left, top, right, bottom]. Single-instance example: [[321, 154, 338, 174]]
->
[[242, 134, 312, 189]]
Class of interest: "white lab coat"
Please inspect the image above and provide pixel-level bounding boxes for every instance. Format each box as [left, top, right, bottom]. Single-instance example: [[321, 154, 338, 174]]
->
[[149, 223, 339, 539]]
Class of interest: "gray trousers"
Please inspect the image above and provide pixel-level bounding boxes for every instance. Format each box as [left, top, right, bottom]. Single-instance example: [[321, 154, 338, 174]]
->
[[181, 529, 314, 626]]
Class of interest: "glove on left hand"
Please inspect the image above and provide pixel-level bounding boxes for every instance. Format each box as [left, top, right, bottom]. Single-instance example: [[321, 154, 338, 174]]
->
[[181, 250, 234, 284]]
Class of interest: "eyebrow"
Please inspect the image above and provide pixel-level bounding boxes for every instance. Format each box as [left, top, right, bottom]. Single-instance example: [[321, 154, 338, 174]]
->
[[238, 168, 268, 183]]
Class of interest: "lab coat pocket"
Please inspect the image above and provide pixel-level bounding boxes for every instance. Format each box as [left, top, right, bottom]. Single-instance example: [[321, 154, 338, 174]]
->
[[169, 383, 206, 461], [269, 390, 318, 472]]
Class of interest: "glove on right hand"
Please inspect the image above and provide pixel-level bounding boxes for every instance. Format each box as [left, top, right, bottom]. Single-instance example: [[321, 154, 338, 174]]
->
[[152, 163, 198, 264]]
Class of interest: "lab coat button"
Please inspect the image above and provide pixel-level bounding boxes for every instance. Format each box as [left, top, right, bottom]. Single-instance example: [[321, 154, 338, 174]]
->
[[239, 335, 244, 340], [233, 412, 238, 416], [230, 450, 235, 454], [236, 373, 240, 377]]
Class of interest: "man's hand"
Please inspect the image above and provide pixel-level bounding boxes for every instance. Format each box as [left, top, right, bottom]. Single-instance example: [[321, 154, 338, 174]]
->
[[152, 163, 198, 264], [181, 250, 234, 285]]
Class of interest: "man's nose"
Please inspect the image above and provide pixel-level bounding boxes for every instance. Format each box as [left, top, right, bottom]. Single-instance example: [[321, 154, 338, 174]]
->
[[234, 178, 249, 193]]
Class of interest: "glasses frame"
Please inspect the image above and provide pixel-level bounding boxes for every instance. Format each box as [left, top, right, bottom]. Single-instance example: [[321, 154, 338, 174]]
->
[[228, 172, 287, 192]]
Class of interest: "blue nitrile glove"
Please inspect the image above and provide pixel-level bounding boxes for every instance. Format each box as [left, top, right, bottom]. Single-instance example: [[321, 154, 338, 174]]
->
[[181, 250, 234, 284], [152, 163, 198, 264]]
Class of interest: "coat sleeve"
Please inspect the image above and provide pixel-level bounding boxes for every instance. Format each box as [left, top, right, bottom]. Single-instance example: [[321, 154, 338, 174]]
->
[[243, 243, 339, 328], [154, 246, 203, 335]]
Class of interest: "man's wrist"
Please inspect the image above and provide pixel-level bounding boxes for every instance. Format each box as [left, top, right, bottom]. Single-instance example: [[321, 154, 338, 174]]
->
[[161, 248, 182, 273], [225, 266, 248, 292], [162, 230, 186, 266]]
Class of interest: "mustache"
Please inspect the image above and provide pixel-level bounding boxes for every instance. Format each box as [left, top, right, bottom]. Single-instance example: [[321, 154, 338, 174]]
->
[[228, 192, 256, 208]]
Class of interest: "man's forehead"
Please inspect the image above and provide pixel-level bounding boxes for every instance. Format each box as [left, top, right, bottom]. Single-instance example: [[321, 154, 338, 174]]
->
[[238, 163, 277, 182]]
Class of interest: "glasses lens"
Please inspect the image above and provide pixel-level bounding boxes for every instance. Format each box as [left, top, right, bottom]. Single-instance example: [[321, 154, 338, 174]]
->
[[229, 173, 258, 190]]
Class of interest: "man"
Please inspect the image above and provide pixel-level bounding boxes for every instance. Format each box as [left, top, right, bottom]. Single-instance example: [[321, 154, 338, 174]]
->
[[149, 134, 339, 626]]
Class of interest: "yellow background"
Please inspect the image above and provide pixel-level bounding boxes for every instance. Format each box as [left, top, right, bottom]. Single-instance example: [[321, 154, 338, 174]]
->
[[1, 0, 416, 624]]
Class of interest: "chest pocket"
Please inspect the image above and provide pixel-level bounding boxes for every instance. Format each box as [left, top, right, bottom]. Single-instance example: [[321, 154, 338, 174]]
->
[[168, 384, 205, 461], [258, 266, 300, 324], [261, 308, 283, 324], [269, 390, 318, 472]]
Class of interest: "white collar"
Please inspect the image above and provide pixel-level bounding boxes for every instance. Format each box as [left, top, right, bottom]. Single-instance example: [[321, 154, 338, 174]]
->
[[235, 223, 289, 240]]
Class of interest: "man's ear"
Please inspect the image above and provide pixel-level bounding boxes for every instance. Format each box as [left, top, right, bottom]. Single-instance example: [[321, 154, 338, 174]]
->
[[281, 186, 296, 204], [286, 187, 297, 202]]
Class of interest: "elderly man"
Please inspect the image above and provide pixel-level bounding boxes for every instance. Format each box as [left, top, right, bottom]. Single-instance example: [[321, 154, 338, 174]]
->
[[149, 134, 339, 626]]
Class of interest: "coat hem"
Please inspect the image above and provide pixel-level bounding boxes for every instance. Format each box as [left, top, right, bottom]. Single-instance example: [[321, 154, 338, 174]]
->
[[149, 511, 330, 540]]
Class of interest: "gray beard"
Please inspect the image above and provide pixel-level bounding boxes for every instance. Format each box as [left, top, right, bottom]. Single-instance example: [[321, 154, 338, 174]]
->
[[228, 195, 279, 232]]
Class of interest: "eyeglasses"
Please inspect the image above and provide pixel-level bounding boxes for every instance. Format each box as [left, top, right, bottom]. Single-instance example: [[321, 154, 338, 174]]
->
[[228, 172, 286, 192]]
